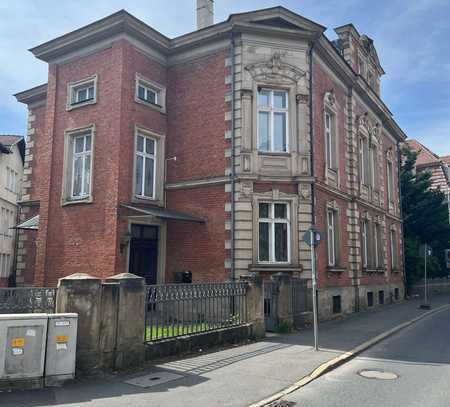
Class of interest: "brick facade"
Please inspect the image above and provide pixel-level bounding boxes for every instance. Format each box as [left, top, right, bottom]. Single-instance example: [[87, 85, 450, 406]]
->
[[14, 7, 405, 319]]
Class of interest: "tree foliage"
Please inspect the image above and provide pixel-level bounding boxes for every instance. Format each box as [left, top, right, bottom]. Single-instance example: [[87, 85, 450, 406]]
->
[[401, 147, 450, 287]]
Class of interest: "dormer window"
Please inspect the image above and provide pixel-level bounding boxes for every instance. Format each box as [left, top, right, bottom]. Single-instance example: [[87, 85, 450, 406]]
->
[[135, 73, 166, 113], [67, 75, 97, 110]]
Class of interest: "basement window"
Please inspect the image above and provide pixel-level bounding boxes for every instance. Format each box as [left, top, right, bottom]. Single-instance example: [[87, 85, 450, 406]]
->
[[332, 295, 342, 314], [67, 75, 97, 110], [378, 290, 385, 305], [367, 292, 374, 307], [394, 288, 399, 301]]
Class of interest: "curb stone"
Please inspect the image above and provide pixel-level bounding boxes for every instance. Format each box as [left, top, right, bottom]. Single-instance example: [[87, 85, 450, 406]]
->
[[248, 303, 450, 407]]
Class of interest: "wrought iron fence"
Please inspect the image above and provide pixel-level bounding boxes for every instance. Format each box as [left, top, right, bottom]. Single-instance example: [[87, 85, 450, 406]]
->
[[0, 288, 56, 314], [145, 282, 248, 342]]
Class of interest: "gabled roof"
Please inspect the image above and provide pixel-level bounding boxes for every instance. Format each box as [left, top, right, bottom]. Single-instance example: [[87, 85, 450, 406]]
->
[[29, 6, 325, 62], [405, 139, 440, 167]]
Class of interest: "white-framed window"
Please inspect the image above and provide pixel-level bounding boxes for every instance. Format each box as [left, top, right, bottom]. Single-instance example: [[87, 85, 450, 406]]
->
[[258, 202, 290, 263], [62, 125, 95, 204], [257, 88, 289, 152], [359, 137, 370, 185], [374, 222, 382, 268], [135, 74, 166, 112], [370, 145, 378, 189], [6, 167, 18, 193], [387, 160, 394, 204], [390, 228, 398, 269], [67, 75, 97, 110], [135, 133, 156, 199], [325, 111, 337, 171], [71, 133, 92, 199], [361, 219, 369, 268], [0, 253, 11, 278], [327, 208, 338, 266]]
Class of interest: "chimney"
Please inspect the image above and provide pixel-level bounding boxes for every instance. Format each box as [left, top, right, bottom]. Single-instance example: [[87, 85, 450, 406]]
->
[[197, 0, 214, 30]]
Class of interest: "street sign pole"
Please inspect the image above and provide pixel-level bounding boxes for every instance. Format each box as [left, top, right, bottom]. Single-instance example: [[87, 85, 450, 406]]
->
[[310, 229, 319, 351], [420, 243, 431, 309]]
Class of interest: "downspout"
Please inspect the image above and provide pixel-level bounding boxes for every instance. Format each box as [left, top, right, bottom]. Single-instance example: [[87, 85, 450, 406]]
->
[[309, 41, 316, 230], [230, 31, 236, 281], [397, 140, 407, 297]]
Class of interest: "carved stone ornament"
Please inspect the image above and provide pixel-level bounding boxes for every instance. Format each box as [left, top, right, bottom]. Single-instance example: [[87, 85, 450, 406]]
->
[[241, 181, 253, 196], [245, 52, 306, 84], [324, 89, 336, 107], [326, 200, 339, 211], [296, 93, 309, 104], [356, 112, 370, 134], [299, 184, 311, 200]]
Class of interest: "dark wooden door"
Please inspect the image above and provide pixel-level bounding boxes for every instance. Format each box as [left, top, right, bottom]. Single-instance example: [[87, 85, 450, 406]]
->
[[129, 224, 158, 285]]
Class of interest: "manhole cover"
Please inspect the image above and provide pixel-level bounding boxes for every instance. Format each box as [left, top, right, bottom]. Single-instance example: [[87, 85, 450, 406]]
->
[[358, 370, 399, 380]]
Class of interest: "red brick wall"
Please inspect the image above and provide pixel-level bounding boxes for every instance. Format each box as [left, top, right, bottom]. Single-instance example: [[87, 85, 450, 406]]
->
[[253, 182, 297, 194], [314, 187, 351, 289], [166, 50, 229, 182], [28, 104, 46, 201], [35, 41, 127, 286], [312, 61, 348, 194], [166, 185, 228, 282]]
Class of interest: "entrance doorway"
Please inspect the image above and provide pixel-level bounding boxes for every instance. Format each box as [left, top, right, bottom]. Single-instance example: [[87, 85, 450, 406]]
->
[[129, 224, 159, 285]]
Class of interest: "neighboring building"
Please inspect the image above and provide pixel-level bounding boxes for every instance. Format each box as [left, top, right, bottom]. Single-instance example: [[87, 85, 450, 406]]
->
[[14, 3, 406, 318], [405, 139, 450, 222], [0, 135, 24, 286]]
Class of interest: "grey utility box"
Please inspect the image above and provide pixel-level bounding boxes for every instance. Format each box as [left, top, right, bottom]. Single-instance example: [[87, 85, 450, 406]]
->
[[45, 313, 78, 386], [0, 313, 48, 389]]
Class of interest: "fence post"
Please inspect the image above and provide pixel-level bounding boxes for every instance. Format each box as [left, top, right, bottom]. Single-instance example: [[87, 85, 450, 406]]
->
[[105, 273, 146, 370], [272, 272, 294, 331], [240, 273, 265, 338], [56, 273, 103, 373]]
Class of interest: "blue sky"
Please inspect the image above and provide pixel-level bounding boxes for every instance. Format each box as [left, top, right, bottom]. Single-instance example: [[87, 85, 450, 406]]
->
[[1, 0, 449, 154]]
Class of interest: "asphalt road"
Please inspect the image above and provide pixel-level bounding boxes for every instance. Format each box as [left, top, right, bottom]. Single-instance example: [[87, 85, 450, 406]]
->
[[285, 306, 450, 407]]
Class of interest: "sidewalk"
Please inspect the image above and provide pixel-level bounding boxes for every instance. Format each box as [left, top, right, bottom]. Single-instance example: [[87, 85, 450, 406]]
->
[[2, 295, 449, 407]]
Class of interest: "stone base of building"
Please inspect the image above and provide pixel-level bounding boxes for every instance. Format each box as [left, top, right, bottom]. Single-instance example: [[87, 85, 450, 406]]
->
[[318, 283, 405, 320], [0, 277, 9, 287]]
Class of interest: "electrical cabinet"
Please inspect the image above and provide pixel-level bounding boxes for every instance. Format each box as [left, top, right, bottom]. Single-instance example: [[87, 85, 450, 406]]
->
[[45, 313, 78, 386], [0, 314, 48, 389]]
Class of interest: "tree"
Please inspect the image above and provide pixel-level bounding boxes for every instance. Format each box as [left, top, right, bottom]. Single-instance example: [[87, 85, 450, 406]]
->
[[400, 147, 450, 287]]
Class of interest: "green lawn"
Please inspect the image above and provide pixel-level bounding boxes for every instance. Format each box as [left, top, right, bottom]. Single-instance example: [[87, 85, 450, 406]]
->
[[146, 322, 211, 341]]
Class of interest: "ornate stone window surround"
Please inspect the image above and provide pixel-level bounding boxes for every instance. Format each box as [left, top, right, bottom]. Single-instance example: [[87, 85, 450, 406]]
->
[[243, 53, 307, 174], [389, 224, 399, 272], [132, 125, 166, 207], [323, 90, 340, 187], [134, 73, 166, 114], [326, 200, 344, 273], [251, 190, 299, 268], [386, 148, 395, 213], [61, 124, 96, 206], [66, 75, 98, 111]]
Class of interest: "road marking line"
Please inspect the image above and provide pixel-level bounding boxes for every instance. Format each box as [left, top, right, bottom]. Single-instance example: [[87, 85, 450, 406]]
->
[[248, 303, 450, 407]]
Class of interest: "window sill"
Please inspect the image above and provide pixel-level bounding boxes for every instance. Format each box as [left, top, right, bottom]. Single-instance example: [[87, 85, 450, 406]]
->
[[326, 266, 346, 274], [135, 97, 166, 114], [363, 268, 385, 274], [61, 197, 93, 207], [66, 99, 97, 111], [257, 151, 290, 157], [249, 263, 303, 274], [131, 196, 164, 207]]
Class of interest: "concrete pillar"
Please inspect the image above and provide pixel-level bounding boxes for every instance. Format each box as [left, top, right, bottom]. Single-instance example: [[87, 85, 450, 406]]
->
[[240, 273, 265, 338], [56, 273, 103, 373], [272, 272, 294, 330], [105, 273, 146, 370]]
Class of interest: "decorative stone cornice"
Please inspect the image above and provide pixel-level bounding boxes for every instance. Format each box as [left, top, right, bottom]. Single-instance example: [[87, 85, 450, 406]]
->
[[245, 53, 306, 84]]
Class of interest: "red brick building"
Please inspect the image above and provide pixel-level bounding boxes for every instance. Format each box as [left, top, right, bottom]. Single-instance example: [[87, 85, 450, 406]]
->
[[14, 3, 406, 318]]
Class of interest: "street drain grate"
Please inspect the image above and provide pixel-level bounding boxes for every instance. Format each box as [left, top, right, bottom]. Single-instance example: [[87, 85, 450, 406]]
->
[[358, 370, 399, 380], [267, 401, 296, 407]]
